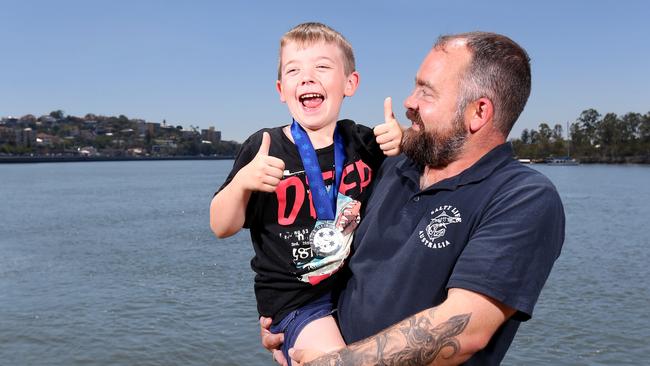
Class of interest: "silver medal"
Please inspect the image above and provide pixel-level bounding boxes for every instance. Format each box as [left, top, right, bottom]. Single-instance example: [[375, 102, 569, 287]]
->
[[309, 221, 343, 257]]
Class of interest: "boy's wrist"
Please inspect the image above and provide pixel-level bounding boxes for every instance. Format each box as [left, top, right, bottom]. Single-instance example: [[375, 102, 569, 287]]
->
[[231, 170, 253, 193]]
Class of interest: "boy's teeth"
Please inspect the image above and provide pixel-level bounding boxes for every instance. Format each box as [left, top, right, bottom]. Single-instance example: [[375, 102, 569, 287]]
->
[[300, 93, 324, 100], [300, 93, 324, 108]]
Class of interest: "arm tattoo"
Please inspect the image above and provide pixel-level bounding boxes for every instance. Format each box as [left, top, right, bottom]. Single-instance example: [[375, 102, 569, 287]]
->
[[306, 311, 471, 366]]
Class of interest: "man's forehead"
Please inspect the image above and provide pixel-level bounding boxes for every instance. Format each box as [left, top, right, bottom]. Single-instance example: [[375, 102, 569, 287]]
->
[[425, 43, 471, 69], [446, 38, 468, 48], [435, 38, 469, 53], [415, 45, 470, 87]]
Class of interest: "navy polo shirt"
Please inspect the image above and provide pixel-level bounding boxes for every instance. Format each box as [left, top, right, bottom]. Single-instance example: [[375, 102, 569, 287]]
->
[[337, 143, 565, 365]]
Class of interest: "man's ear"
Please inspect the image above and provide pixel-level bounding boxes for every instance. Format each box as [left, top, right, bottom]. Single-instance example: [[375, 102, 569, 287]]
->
[[276, 80, 286, 103], [468, 97, 493, 133], [344, 71, 360, 97]]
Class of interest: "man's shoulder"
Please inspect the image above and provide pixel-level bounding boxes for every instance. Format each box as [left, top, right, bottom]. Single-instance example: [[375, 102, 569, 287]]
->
[[488, 161, 564, 213], [382, 154, 409, 170], [370, 155, 413, 185], [496, 161, 558, 191]]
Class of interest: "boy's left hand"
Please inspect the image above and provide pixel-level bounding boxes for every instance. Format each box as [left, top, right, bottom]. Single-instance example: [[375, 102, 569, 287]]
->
[[374, 97, 403, 156]]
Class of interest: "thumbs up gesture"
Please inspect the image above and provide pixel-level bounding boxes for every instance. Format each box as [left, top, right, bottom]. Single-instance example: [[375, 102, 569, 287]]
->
[[373, 97, 403, 157], [236, 132, 286, 193]]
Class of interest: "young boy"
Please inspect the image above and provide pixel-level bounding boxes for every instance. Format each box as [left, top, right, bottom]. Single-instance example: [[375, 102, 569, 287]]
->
[[210, 22, 402, 364]]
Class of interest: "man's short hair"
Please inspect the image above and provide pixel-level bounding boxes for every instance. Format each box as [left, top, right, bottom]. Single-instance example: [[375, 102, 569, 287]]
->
[[278, 22, 356, 80], [435, 32, 531, 136]]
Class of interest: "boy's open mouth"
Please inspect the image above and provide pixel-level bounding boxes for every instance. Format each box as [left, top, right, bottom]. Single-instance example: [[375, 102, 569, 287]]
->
[[299, 93, 324, 108]]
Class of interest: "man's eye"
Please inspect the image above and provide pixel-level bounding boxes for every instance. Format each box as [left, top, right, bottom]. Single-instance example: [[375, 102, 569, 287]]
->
[[418, 88, 433, 98]]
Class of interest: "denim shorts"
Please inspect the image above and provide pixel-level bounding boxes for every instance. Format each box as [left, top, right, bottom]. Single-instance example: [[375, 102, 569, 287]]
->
[[270, 293, 335, 366]]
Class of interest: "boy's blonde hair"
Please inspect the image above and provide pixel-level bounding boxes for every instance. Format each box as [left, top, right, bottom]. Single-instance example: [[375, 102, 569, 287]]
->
[[278, 22, 356, 80]]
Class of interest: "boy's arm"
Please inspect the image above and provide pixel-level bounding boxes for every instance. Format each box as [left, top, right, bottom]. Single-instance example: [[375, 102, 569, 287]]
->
[[210, 177, 252, 238], [373, 97, 404, 157], [210, 132, 285, 238]]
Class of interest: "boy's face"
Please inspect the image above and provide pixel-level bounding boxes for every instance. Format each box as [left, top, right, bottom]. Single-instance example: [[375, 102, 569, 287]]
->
[[276, 40, 359, 131]]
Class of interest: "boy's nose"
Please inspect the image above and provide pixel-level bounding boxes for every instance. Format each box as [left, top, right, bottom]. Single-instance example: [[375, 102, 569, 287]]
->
[[300, 70, 315, 84]]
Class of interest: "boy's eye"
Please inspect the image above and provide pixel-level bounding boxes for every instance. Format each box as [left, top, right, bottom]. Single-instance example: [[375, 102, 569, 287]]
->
[[285, 68, 298, 75], [316, 65, 331, 69]]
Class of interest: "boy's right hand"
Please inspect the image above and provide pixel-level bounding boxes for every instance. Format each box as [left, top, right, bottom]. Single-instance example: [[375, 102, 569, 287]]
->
[[235, 132, 285, 193]]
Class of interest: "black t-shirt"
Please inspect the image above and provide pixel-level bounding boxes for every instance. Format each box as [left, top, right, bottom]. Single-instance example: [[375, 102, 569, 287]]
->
[[218, 119, 384, 323]]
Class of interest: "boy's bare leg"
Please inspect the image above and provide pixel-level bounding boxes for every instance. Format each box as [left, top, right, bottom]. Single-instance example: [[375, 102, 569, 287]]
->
[[292, 315, 345, 362]]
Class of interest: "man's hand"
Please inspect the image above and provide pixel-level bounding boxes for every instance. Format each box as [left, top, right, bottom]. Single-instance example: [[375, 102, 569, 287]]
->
[[289, 347, 327, 366], [235, 132, 285, 192], [260, 316, 287, 366], [374, 97, 403, 157]]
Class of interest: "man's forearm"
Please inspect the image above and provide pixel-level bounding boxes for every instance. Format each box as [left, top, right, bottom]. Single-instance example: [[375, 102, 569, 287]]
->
[[306, 309, 472, 366]]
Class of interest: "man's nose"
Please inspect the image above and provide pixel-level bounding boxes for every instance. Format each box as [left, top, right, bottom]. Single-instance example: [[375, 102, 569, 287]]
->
[[404, 91, 417, 110]]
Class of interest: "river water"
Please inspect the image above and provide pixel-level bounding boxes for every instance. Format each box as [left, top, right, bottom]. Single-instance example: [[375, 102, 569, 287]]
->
[[1, 161, 648, 365]]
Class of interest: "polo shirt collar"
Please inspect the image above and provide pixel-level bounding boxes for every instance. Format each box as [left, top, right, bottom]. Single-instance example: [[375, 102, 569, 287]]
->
[[396, 142, 514, 192]]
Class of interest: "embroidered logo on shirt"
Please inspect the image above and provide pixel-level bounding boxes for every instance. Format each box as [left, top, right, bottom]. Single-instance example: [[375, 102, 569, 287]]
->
[[419, 205, 462, 249]]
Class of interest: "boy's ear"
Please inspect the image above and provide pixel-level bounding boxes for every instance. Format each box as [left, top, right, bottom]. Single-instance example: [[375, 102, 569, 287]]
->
[[344, 71, 360, 97], [276, 80, 286, 103]]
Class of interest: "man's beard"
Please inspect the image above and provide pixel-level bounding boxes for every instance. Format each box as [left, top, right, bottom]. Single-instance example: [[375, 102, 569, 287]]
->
[[400, 108, 468, 168]]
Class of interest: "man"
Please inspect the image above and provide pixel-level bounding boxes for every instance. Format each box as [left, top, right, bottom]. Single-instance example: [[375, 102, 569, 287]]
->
[[263, 31, 565, 365]]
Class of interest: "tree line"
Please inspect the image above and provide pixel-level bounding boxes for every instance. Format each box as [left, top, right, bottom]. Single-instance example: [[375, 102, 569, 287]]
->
[[511, 109, 650, 163]]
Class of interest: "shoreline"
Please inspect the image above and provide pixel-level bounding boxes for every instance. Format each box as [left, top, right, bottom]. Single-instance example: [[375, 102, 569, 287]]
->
[[0, 155, 235, 164]]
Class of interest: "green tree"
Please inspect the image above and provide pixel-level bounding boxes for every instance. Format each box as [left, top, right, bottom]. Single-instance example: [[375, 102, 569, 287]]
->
[[597, 113, 621, 160], [577, 108, 601, 145], [640, 113, 650, 159], [49, 110, 65, 120], [535, 123, 553, 157], [538, 123, 552, 141], [552, 124, 563, 141], [551, 124, 566, 156], [520, 129, 530, 144], [619, 113, 642, 156]]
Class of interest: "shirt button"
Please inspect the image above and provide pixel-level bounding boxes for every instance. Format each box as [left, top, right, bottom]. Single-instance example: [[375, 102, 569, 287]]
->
[[413, 196, 420, 202]]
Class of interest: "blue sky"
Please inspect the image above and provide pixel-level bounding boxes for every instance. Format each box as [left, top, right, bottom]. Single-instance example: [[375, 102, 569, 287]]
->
[[1, 0, 648, 142]]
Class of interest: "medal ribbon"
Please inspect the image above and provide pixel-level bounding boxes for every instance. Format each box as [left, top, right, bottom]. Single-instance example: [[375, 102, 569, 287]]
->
[[291, 119, 346, 220]]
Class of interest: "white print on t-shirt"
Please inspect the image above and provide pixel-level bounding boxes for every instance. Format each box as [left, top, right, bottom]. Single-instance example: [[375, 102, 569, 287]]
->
[[282, 168, 305, 177], [419, 205, 462, 249], [279, 228, 311, 262]]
